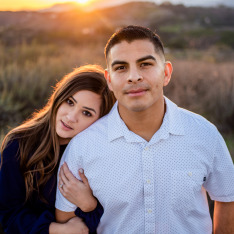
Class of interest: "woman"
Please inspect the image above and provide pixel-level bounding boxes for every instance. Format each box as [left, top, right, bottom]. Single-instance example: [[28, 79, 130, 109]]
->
[[0, 65, 115, 233]]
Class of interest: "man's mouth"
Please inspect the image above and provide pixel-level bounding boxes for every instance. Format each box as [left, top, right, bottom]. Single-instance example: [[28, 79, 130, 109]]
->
[[126, 88, 148, 97]]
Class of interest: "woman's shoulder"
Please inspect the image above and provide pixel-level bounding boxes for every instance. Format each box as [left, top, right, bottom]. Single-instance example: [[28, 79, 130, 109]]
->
[[1, 138, 20, 163], [3, 138, 20, 152]]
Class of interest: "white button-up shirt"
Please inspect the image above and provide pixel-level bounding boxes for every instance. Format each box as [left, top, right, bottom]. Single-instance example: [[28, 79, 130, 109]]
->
[[56, 97, 234, 234]]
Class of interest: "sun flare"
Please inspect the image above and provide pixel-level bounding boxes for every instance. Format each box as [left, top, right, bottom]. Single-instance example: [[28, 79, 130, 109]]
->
[[76, 0, 90, 4]]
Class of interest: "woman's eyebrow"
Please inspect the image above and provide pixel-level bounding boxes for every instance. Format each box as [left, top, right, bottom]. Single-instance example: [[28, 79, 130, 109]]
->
[[83, 106, 96, 114], [70, 96, 77, 103]]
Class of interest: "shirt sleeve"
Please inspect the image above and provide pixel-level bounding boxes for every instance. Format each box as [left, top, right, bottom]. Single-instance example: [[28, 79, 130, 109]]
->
[[55, 138, 82, 212], [0, 140, 54, 234], [55, 137, 104, 232], [204, 130, 234, 201]]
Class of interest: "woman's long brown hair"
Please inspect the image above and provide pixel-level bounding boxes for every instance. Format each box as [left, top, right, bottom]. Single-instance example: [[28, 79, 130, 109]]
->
[[0, 65, 115, 202]]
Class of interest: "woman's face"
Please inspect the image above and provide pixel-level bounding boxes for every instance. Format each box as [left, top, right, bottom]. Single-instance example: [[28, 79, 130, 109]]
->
[[56, 90, 101, 145]]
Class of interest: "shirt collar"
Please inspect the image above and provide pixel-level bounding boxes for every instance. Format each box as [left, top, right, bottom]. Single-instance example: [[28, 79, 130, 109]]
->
[[153, 97, 185, 142], [108, 102, 144, 143], [107, 97, 185, 143]]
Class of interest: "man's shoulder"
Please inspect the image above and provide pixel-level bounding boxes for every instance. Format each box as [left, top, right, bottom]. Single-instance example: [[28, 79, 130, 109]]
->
[[86, 113, 109, 133], [178, 107, 217, 133], [72, 114, 109, 142], [66, 114, 111, 155], [166, 97, 217, 134]]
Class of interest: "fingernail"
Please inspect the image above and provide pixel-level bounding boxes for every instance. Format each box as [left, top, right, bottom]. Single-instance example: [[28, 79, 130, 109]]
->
[[79, 168, 84, 174]]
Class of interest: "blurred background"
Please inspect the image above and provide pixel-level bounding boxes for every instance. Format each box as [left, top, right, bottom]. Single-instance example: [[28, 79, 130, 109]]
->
[[1, 0, 234, 157], [0, 0, 234, 231]]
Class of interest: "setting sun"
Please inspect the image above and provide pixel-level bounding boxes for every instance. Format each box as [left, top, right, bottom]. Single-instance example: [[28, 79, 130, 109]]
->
[[0, 0, 96, 11], [76, 0, 90, 4]]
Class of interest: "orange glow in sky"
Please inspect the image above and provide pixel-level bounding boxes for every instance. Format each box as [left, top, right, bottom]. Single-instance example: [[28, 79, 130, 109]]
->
[[0, 0, 94, 11], [76, 0, 90, 4]]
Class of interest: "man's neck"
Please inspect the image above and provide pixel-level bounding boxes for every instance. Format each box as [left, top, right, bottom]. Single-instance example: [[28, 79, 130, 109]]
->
[[118, 97, 166, 142]]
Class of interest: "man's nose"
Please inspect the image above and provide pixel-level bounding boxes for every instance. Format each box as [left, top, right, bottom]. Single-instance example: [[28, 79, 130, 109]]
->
[[127, 68, 143, 84]]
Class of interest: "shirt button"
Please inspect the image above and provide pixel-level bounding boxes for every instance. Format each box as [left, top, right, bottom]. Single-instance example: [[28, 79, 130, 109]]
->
[[148, 209, 152, 213], [147, 180, 151, 184], [188, 172, 193, 177], [145, 147, 149, 151]]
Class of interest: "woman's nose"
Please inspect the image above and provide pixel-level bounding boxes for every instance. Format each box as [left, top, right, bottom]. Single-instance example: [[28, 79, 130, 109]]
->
[[66, 111, 78, 123]]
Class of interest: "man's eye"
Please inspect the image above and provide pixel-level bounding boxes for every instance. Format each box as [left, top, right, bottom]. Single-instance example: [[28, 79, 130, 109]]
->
[[141, 63, 151, 67], [83, 111, 92, 117], [66, 99, 74, 105], [115, 66, 125, 71]]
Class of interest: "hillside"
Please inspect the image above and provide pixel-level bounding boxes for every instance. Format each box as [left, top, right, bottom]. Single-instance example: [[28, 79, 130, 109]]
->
[[0, 1, 234, 163], [0, 2, 234, 49]]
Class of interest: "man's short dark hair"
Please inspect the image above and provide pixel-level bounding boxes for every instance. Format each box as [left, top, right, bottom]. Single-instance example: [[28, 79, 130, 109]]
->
[[104, 25, 164, 59]]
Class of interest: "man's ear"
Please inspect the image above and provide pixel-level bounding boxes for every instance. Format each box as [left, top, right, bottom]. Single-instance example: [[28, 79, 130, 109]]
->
[[163, 61, 173, 87], [104, 69, 113, 91]]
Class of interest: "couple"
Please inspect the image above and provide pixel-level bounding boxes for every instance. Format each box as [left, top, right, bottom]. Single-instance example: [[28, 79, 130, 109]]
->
[[1, 26, 234, 234]]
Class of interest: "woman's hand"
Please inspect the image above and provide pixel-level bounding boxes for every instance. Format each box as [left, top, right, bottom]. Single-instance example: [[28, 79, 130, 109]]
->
[[49, 217, 89, 234], [58, 162, 97, 212]]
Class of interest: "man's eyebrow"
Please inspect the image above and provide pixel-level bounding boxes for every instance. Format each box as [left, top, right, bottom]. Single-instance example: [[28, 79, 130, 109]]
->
[[111, 60, 128, 68], [137, 55, 156, 63], [83, 106, 96, 114], [111, 55, 156, 67], [71, 96, 77, 103]]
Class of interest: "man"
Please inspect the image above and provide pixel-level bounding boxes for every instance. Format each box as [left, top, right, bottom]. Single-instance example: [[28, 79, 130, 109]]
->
[[55, 25, 234, 233]]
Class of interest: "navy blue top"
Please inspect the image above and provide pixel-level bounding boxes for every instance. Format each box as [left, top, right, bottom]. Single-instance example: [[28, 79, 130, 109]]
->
[[0, 139, 103, 234]]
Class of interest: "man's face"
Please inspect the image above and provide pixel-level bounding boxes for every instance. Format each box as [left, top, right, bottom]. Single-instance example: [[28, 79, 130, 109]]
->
[[105, 39, 172, 114]]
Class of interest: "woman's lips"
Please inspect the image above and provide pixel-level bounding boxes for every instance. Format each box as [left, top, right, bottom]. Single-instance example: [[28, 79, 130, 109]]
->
[[61, 120, 73, 130]]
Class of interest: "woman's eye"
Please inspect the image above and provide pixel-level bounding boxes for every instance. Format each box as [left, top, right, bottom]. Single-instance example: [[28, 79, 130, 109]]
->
[[83, 111, 92, 117], [66, 99, 74, 106]]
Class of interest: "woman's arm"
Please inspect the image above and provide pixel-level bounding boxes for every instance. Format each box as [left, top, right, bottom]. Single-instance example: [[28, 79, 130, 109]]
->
[[55, 209, 76, 223], [0, 140, 54, 234], [49, 217, 88, 234], [0, 140, 102, 234]]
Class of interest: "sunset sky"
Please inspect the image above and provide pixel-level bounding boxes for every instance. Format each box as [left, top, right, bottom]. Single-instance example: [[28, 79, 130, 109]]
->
[[0, 0, 96, 11], [1, 0, 233, 11]]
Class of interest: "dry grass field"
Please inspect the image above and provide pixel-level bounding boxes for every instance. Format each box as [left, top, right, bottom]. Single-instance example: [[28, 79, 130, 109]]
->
[[1, 42, 233, 159], [1, 42, 233, 234]]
